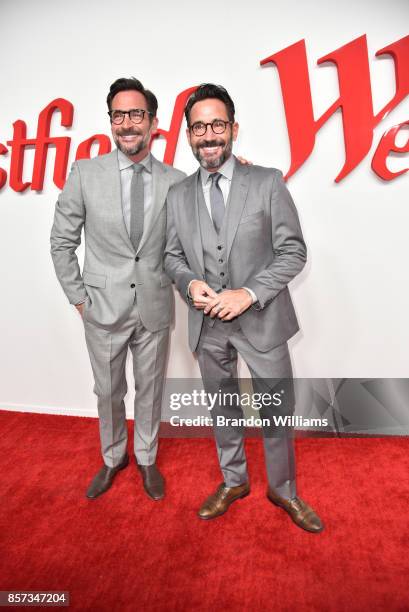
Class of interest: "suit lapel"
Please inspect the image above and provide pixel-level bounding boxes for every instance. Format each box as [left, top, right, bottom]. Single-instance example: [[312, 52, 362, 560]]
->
[[226, 160, 250, 261], [136, 155, 170, 255], [185, 170, 204, 274]]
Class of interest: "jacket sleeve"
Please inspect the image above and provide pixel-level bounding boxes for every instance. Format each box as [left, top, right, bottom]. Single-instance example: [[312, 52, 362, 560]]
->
[[50, 162, 87, 305], [164, 191, 198, 304], [245, 170, 307, 310]]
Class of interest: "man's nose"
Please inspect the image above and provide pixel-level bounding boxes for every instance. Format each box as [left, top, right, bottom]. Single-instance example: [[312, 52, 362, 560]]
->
[[122, 113, 133, 127]]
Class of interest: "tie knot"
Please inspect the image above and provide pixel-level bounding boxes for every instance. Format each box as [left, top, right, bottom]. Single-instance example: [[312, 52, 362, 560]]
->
[[210, 172, 222, 185], [133, 163, 144, 174]]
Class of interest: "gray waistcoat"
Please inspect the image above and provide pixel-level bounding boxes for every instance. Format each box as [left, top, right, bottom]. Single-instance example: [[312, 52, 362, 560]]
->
[[197, 180, 231, 294], [197, 181, 242, 331]]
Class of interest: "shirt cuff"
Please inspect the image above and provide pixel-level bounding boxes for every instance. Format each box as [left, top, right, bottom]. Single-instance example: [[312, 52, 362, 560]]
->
[[187, 279, 201, 298], [242, 287, 257, 304]]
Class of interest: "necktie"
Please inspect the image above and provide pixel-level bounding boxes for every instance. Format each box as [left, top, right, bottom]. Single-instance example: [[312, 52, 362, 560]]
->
[[209, 172, 225, 233], [130, 163, 144, 251]]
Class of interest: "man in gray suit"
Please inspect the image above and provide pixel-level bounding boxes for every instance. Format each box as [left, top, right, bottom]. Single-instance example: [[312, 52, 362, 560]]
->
[[51, 78, 185, 501], [164, 84, 323, 532]]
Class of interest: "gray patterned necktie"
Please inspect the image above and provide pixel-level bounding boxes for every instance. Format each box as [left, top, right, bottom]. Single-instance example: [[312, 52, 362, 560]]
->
[[130, 163, 144, 251], [209, 172, 225, 233]]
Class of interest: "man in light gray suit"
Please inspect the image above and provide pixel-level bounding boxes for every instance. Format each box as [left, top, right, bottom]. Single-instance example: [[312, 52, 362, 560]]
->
[[164, 84, 323, 532], [51, 78, 185, 501]]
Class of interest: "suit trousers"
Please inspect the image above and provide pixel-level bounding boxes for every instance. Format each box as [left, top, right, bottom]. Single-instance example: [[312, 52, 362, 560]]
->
[[83, 298, 169, 468], [196, 316, 297, 499]]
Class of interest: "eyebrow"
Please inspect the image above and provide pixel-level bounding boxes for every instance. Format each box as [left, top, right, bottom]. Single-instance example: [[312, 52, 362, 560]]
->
[[111, 107, 148, 112], [192, 117, 229, 123]]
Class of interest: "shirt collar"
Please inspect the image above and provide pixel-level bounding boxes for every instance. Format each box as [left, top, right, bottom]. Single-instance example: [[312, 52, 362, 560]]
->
[[117, 148, 152, 173], [200, 154, 236, 187]]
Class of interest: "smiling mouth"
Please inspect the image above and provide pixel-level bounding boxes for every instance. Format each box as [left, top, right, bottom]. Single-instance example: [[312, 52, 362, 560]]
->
[[201, 145, 222, 154]]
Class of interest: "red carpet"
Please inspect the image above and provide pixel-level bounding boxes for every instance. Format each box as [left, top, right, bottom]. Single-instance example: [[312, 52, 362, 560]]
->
[[1, 410, 409, 611]]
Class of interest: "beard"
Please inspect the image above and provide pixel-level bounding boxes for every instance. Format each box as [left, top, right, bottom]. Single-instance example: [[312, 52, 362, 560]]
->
[[113, 128, 149, 157], [192, 137, 233, 170]]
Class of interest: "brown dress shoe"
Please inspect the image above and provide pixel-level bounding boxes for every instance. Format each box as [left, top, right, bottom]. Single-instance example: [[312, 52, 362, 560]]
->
[[267, 487, 324, 533], [137, 464, 165, 500], [86, 454, 129, 499], [198, 482, 250, 520]]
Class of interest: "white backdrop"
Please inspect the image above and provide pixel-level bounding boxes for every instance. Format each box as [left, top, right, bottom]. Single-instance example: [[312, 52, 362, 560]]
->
[[0, 0, 408, 417]]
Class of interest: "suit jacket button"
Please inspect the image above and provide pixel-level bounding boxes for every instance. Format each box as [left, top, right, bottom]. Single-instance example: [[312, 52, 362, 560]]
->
[[217, 245, 222, 250], [135, 256, 140, 262], [220, 272, 225, 277], [222, 284, 227, 289], [130, 283, 135, 288]]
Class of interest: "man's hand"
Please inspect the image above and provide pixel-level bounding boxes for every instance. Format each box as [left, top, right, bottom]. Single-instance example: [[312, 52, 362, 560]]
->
[[204, 289, 252, 320], [75, 303, 85, 318], [236, 156, 253, 166], [190, 280, 218, 309]]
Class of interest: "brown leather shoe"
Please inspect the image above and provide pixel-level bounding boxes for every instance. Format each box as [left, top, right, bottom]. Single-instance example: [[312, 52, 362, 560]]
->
[[267, 487, 324, 533], [137, 464, 165, 500], [86, 454, 129, 499], [198, 482, 250, 520]]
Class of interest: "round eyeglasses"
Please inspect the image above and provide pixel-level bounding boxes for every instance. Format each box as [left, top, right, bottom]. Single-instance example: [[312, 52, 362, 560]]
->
[[108, 109, 153, 125], [189, 119, 232, 137]]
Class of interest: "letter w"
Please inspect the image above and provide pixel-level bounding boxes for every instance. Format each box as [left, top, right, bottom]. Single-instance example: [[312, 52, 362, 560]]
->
[[261, 35, 409, 182]]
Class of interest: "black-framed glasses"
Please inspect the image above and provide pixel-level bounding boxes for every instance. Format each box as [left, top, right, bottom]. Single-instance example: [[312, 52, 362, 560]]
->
[[108, 108, 153, 125], [189, 119, 232, 137]]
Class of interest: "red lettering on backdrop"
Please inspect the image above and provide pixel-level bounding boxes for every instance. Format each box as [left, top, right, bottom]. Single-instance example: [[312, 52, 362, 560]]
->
[[372, 122, 409, 180], [76, 135, 111, 160], [0, 142, 8, 190], [0, 36, 407, 192], [260, 34, 409, 181], [0, 89, 195, 192], [6, 98, 73, 191], [152, 86, 197, 164], [7, 120, 31, 191]]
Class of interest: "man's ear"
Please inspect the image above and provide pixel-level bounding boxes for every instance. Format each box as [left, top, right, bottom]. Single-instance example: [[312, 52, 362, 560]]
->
[[232, 122, 239, 142], [150, 116, 159, 134]]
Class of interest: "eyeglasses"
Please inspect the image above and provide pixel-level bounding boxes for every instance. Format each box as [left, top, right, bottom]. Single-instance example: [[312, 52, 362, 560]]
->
[[189, 119, 232, 137], [108, 108, 153, 125]]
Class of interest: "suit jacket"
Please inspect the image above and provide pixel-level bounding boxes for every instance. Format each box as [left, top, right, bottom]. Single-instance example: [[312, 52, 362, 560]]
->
[[50, 150, 185, 332], [164, 158, 307, 353]]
